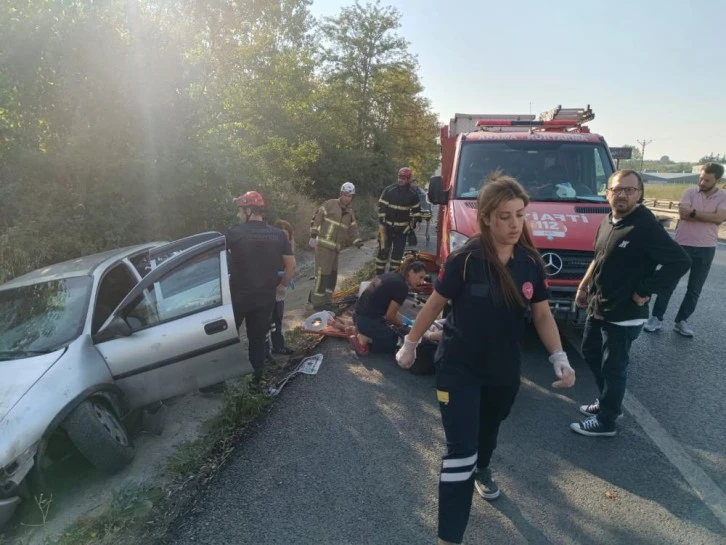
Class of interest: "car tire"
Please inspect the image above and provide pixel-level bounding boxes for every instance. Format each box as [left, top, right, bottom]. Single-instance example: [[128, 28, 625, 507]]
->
[[63, 398, 135, 474]]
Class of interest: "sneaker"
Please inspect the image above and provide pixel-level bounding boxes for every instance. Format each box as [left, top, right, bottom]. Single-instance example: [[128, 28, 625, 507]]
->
[[674, 320, 694, 337], [643, 316, 662, 332], [570, 416, 617, 437], [579, 399, 600, 417], [272, 347, 294, 356], [579, 400, 623, 420], [474, 467, 500, 500], [348, 334, 369, 357]]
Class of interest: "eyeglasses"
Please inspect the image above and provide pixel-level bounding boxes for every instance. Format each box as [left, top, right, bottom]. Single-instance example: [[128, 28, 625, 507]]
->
[[606, 186, 640, 196]]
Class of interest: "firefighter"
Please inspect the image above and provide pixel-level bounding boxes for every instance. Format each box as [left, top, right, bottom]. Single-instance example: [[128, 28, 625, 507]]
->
[[395, 172, 575, 545], [308, 182, 364, 310], [376, 167, 422, 275], [226, 191, 295, 388]]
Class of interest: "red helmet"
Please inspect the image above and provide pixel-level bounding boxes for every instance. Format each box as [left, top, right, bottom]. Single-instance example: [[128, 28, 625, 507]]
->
[[398, 167, 413, 180], [234, 191, 266, 208]]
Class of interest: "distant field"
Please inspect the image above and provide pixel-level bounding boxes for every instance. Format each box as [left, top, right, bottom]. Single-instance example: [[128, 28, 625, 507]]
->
[[643, 183, 694, 202]]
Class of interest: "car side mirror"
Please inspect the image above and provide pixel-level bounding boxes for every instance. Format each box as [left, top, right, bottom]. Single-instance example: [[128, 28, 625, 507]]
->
[[93, 316, 133, 343], [427, 176, 448, 205]]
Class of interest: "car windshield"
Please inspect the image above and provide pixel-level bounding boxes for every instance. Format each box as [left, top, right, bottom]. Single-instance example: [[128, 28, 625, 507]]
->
[[455, 140, 613, 202], [0, 276, 92, 359]]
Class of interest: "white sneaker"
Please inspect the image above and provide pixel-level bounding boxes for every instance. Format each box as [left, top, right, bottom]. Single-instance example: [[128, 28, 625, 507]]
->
[[643, 316, 662, 332], [674, 320, 694, 337]]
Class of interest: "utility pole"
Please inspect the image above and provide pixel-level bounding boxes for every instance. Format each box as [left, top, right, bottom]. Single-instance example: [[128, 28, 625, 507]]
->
[[637, 139, 652, 172]]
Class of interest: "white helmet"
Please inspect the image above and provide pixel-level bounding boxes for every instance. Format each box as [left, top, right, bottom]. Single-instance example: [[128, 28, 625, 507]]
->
[[340, 182, 356, 195]]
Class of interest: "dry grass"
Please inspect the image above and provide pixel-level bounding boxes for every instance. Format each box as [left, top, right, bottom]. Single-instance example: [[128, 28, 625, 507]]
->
[[643, 183, 694, 203]]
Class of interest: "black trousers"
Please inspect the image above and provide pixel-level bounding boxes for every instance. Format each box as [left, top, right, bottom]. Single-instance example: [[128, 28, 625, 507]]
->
[[581, 317, 642, 425], [437, 379, 520, 544], [375, 225, 407, 275], [232, 301, 274, 380], [651, 245, 715, 322], [270, 300, 286, 351], [353, 314, 407, 354]]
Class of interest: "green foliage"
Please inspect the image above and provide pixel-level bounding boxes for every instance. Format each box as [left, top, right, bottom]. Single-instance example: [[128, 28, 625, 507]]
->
[[0, 0, 439, 282]]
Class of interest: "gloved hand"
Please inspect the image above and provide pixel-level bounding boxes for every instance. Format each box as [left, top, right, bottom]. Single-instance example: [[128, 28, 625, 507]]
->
[[548, 350, 575, 389], [395, 335, 420, 369], [401, 315, 414, 327], [309, 237, 318, 249]]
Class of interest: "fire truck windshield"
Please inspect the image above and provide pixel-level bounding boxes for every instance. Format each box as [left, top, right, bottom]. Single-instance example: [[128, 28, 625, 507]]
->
[[455, 141, 613, 202]]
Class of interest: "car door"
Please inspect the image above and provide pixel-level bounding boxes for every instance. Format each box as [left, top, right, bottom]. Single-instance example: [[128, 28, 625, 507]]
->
[[93, 236, 249, 410]]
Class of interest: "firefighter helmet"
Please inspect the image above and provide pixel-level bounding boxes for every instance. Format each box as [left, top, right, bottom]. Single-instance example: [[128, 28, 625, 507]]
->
[[234, 191, 266, 208], [340, 182, 356, 195], [398, 167, 413, 180]]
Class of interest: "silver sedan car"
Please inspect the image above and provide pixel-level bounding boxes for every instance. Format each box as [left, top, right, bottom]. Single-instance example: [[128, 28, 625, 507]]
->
[[0, 233, 252, 527]]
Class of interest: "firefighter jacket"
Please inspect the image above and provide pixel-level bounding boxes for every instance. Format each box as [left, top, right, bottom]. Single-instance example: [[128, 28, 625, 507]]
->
[[377, 183, 422, 232], [310, 198, 362, 252]]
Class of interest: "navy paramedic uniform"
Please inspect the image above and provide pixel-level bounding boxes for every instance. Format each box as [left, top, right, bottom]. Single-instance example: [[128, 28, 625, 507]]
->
[[225, 221, 293, 379], [433, 237, 548, 544], [354, 272, 409, 353]]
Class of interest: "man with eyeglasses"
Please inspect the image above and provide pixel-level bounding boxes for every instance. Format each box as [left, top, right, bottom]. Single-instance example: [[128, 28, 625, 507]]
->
[[571, 170, 690, 437], [644, 162, 726, 336]]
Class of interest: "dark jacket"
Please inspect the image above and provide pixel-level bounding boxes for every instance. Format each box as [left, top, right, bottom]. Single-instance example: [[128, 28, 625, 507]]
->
[[587, 205, 691, 322], [377, 184, 422, 231]]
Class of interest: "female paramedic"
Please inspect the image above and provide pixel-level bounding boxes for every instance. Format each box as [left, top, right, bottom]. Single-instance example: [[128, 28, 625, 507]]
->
[[396, 171, 576, 545], [348, 256, 428, 356]]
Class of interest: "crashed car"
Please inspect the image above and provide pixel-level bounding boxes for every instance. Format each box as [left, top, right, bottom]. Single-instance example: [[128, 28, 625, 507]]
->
[[0, 232, 252, 528]]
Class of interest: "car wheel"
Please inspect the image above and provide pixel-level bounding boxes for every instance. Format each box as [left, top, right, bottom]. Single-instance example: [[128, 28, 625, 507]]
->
[[63, 398, 135, 474]]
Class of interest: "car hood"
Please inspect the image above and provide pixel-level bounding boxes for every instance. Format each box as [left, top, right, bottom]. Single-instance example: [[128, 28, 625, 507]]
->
[[0, 348, 66, 424], [452, 200, 609, 250]]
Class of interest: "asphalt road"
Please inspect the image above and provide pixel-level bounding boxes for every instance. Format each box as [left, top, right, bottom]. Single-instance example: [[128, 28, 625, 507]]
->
[[163, 241, 726, 545]]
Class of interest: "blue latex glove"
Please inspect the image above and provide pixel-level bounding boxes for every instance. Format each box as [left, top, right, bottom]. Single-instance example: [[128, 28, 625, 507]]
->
[[278, 270, 295, 290], [401, 315, 414, 327]]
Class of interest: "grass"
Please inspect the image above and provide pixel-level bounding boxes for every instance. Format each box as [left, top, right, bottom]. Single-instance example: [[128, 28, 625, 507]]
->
[[643, 183, 694, 203], [337, 259, 376, 293], [50, 483, 162, 545], [167, 378, 272, 476]]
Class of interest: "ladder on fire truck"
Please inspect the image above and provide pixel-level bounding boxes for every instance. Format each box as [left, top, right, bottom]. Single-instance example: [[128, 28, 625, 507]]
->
[[538, 104, 594, 124]]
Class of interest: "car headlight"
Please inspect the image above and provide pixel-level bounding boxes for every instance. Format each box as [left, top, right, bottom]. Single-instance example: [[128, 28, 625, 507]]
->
[[448, 230, 469, 253], [1, 443, 38, 490]]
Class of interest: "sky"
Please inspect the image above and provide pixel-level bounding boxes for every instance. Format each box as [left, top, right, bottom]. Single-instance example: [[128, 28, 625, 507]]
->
[[309, 0, 725, 163]]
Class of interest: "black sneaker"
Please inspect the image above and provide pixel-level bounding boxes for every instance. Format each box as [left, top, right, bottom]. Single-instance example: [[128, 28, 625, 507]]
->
[[474, 468, 500, 500], [579, 399, 623, 420], [570, 416, 617, 437]]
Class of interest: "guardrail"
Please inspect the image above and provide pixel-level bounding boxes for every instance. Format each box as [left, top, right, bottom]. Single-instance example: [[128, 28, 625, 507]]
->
[[644, 198, 679, 210]]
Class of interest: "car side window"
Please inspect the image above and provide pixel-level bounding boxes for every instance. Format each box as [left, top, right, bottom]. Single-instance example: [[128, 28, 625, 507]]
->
[[92, 264, 138, 334], [124, 250, 222, 331]]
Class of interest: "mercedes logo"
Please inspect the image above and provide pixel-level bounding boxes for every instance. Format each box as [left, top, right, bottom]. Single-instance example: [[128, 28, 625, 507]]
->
[[541, 252, 564, 276]]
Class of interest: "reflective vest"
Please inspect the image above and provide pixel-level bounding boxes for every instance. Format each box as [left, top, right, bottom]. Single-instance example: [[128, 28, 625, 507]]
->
[[310, 199, 362, 252]]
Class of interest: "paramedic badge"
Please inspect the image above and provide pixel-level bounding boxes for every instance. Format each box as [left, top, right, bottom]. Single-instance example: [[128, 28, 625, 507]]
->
[[522, 281, 534, 300]]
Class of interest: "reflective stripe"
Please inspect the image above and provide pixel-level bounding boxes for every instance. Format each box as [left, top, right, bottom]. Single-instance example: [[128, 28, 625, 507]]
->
[[318, 239, 337, 250], [440, 467, 476, 483], [384, 221, 410, 227], [385, 203, 414, 211], [442, 453, 478, 469]]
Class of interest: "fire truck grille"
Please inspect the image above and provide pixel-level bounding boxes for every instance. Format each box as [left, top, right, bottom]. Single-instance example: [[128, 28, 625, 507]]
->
[[539, 250, 594, 279]]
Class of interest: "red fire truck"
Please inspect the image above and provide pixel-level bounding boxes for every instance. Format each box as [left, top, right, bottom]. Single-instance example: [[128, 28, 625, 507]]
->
[[427, 105, 616, 323]]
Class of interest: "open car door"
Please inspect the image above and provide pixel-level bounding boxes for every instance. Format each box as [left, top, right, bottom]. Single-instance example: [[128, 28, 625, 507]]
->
[[93, 235, 249, 410]]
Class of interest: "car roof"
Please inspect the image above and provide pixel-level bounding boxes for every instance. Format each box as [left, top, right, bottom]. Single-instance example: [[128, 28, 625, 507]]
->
[[0, 242, 165, 290]]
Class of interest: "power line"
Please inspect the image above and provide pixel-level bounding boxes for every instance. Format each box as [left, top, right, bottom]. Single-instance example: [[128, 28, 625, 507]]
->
[[636, 139, 653, 172]]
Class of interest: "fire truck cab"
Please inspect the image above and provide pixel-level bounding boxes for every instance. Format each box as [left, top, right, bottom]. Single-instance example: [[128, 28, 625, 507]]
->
[[427, 105, 616, 323]]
